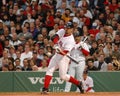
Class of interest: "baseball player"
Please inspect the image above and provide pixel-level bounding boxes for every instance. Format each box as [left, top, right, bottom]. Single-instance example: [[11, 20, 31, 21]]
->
[[64, 34, 90, 92], [82, 70, 95, 93], [41, 22, 84, 94]]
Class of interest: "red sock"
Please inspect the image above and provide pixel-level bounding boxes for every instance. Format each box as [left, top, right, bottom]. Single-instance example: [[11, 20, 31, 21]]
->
[[44, 75, 52, 89], [69, 76, 79, 85]]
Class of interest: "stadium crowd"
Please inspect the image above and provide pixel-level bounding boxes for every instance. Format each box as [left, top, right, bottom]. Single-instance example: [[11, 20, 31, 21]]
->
[[0, 0, 120, 72]]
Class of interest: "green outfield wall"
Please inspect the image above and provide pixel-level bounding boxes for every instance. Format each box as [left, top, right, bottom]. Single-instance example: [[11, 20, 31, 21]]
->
[[0, 71, 120, 92]]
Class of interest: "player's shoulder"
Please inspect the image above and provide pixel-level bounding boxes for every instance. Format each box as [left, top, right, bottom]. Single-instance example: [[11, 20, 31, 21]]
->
[[57, 29, 65, 33], [56, 29, 65, 38], [87, 76, 93, 81]]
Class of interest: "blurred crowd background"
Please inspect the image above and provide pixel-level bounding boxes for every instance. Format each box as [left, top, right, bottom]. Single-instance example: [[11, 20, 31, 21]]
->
[[0, 0, 120, 72]]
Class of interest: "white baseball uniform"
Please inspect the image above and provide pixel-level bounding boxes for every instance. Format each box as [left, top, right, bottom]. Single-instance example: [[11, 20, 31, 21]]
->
[[82, 76, 95, 92], [46, 29, 75, 81], [64, 41, 90, 92]]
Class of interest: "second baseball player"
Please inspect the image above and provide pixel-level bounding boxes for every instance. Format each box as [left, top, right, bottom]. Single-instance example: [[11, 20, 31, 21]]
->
[[64, 34, 90, 92]]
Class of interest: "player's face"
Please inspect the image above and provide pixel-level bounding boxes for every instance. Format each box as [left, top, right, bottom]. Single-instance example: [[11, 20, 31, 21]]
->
[[65, 28, 73, 35], [83, 74, 87, 79], [75, 36, 80, 43]]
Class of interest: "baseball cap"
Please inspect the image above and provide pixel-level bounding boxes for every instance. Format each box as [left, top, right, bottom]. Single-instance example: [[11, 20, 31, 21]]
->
[[56, 9, 61, 13], [73, 17, 79, 24], [65, 21, 73, 28], [83, 69, 88, 74], [98, 44, 104, 47], [92, 22, 97, 28], [16, 66, 22, 69], [70, 13, 75, 17]]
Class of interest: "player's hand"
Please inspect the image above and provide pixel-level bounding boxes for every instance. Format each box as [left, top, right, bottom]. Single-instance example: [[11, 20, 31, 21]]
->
[[79, 41, 84, 49], [53, 45, 61, 53]]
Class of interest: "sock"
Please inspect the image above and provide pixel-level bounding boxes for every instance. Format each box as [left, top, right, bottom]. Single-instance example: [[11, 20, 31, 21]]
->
[[69, 76, 79, 85], [44, 75, 52, 89]]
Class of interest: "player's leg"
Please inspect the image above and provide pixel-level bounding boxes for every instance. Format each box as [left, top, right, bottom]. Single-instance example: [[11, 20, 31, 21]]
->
[[42, 54, 59, 94], [59, 56, 84, 93], [76, 61, 85, 80], [64, 63, 75, 92], [75, 61, 85, 92]]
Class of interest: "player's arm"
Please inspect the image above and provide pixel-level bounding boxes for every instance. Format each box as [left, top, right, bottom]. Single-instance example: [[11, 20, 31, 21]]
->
[[55, 47, 69, 56], [86, 77, 94, 92], [51, 29, 65, 44], [86, 87, 92, 92], [79, 42, 90, 56], [51, 34, 59, 44]]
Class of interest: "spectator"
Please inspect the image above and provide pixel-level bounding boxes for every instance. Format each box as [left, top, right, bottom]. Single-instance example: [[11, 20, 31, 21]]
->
[[61, 8, 71, 23], [16, 23, 22, 34], [1, 64, 9, 72], [14, 58, 22, 68], [49, 23, 59, 39], [86, 58, 98, 71], [113, 32, 120, 44], [38, 59, 48, 71], [103, 42, 112, 59], [23, 13, 35, 26], [8, 8, 16, 22], [20, 44, 33, 67], [9, 46, 17, 60], [18, 26, 32, 43], [36, 34, 44, 47], [35, 18, 42, 31], [9, 33, 22, 50], [94, 53, 107, 71], [17, 44, 24, 53], [41, 27, 50, 39], [89, 41, 98, 56], [107, 63, 115, 71], [78, 0, 89, 8], [37, 46, 44, 61], [0, 49, 9, 67], [97, 44, 104, 55], [111, 55, 120, 71], [112, 44, 120, 61], [88, 22, 100, 37], [45, 10, 55, 32], [109, 0, 118, 12], [32, 50, 41, 67], [21, 58, 32, 71], [55, 9, 62, 18], [29, 22, 39, 40], [8, 60, 15, 71]]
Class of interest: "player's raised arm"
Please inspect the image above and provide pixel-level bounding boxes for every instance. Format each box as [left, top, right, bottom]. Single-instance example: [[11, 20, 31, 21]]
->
[[51, 29, 65, 44]]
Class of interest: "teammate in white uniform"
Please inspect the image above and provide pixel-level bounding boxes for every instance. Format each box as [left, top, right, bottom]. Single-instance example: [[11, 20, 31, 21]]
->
[[41, 22, 84, 94], [64, 34, 90, 92], [82, 70, 95, 93]]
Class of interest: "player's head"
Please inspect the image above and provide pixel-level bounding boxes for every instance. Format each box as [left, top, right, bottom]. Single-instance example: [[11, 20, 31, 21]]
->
[[65, 21, 73, 28], [83, 69, 88, 79], [74, 34, 81, 43], [83, 69, 88, 74], [65, 21, 74, 35]]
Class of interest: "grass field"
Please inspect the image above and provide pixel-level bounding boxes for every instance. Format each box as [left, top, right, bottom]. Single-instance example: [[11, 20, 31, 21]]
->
[[0, 92, 120, 96]]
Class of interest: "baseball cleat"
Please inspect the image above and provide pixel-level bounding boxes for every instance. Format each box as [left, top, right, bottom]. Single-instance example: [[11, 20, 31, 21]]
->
[[41, 87, 49, 95], [77, 81, 84, 94]]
